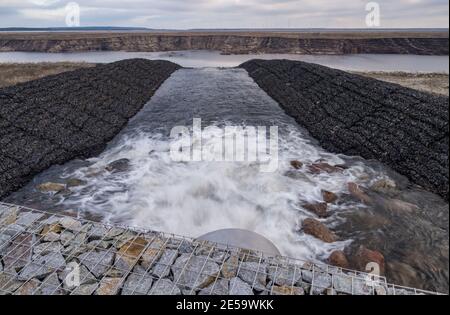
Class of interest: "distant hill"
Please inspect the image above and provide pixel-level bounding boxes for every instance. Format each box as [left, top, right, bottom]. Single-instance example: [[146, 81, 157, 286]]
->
[[1, 27, 448, 33], [0, 27, 151, 32]]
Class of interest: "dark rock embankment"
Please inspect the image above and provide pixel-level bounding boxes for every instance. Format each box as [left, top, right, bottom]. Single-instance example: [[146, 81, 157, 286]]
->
[[241, 59, 449, 200], [0, 59, 180, 199]]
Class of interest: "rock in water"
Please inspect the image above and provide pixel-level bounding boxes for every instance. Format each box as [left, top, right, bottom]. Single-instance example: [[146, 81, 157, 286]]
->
[[328, 251, 350, 269], [308, 163, 344, 174], [322, 190, 338, 203], [352, 246, 386, 276], [37, 182, 66, 193], [302, 218, 338, 243], [106, 159, 131, 173], [370, 179, 397, 192], [384, 199, 419, 213], [348, 182, 373, 204], [290, 160, 303, 169], [66, 178, 87, 188], [302, 202, 329, 218]]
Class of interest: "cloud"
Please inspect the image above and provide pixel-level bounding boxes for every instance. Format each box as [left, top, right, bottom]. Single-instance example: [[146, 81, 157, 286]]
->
[[0, 0, 448, 28], [28, 0, 61, 6]]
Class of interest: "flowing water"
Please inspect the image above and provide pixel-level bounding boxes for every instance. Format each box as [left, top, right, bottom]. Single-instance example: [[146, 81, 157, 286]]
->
[[4, 68, 449, 293]]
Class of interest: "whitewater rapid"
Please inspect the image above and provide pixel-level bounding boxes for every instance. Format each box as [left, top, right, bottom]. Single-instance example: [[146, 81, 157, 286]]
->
[[48, 68, 382, 261]]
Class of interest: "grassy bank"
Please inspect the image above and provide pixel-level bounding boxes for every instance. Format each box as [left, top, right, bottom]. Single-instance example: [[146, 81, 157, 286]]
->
[[0, 62, 97, 88], [354, 71, 449, 96]]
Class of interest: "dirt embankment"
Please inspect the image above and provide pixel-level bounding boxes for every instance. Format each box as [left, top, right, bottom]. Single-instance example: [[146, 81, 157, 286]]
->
[[0, 59, 180, 200], [0, 31, 448, 55], [241, 59, 449, 200], [353, 72, 449, 96], [0, 62, 97, 88]]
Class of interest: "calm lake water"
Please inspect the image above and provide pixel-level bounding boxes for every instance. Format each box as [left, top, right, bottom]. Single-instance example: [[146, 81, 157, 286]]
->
[[0, 50, 448, 72]]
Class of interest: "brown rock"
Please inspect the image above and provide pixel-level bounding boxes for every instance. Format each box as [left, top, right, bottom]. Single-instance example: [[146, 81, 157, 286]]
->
[[290, 160, 303, 170], [384, 199, 419, 213], [41, 224, 62, 236], [141, 237, 166, 269], [106, 159, 130, 173], [308, 163, 344, 174], [302, 203, 329, 218], [116, 237, 149, 269], [222, 254, 239, 279], [96, 278, 122, 295], [370, 179, 396, 192], [272, 285, 305, 295], [353, 246, 385, 276], [302, 218, 337, 243], [66, 178, 87, 188], [328, 251, 350, 269], [322, 190, 338, 204], [37, 182, 66, 193], [0, 207, 18, 226], [348, 182, 372, 204], [3, 233, 34, 271], [0, 273, 22, 293], [14, 279, 41, 295]]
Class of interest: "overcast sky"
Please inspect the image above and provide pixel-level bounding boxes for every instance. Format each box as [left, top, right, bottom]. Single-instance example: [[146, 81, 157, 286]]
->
[[0, 0, 448, 29]]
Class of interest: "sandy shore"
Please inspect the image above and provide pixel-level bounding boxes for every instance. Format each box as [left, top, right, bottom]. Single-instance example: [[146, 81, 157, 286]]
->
[[0, 62, 448, 96]]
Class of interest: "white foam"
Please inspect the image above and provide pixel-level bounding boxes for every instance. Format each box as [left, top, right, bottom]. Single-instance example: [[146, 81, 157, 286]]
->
[[59, 123, 376, 261]]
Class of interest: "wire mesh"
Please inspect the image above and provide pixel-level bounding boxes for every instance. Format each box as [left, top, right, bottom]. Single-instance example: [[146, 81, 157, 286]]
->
[[0, 202, 444, 296]]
